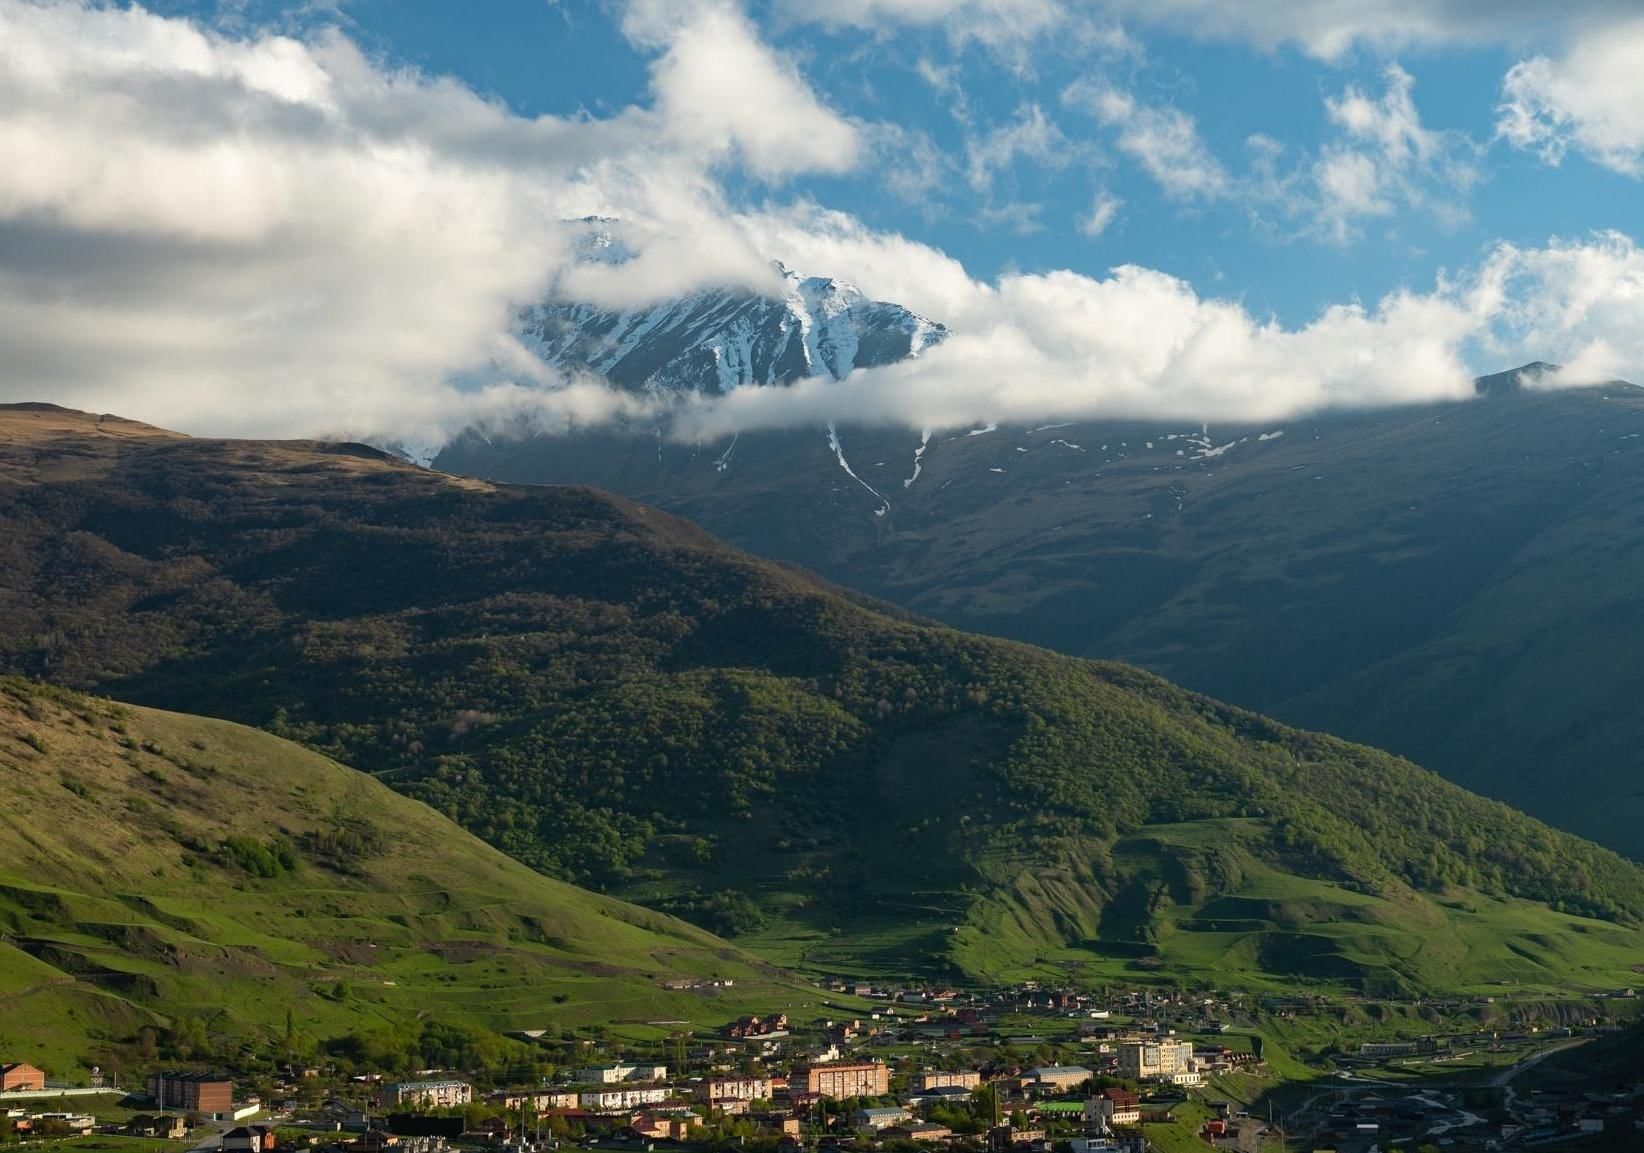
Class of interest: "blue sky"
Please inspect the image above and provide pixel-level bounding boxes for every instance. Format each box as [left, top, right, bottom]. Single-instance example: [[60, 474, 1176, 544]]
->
[[6, 0, 1644, 440], [155, 0, 1642, 326]]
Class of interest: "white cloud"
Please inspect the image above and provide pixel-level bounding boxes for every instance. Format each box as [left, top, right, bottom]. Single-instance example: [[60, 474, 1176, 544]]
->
[[7, 0, 1644, 455], [641, 1, 861, 180], [772, 0, 1067, 49], [1064, 81, 1227, 201], [0, 0, 857, 442], [671, 257, 1490, 437], [1498, 19, 1644, 177], [963, 104, 1071, 193], [681, 208, 1644, 438], [1078, 192, 1122, 237], [773, 0, 1638, 58], [1307, 65, 1478, 241], [1478, 231, 1644, 384]]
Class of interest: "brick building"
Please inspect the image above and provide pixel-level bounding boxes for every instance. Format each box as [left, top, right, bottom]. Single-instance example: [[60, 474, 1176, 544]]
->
[[795, 1061, 889, 1099], [697, 1077, 773, 1104], [0, 1063, 46, 1093], [147, 1072, 234, 1115]]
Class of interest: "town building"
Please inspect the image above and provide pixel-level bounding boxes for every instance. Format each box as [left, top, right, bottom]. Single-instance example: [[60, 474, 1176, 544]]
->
[[1358, 1041, 1418, 1059], [852, 1106, 909, 1131], [727, 1015, 789, 1039], [913, 1071, 981, 1091], [579, 1064, 667, 1085], [0, 1064, 45, 1093], [222, 1125, 277, 1153], [387, 1081, 472, 1109], [127, 1115, 190, 1140], [795, 1061, 890, 1099], [490, 1091, 578, 1111], [884, 1122, 953, 1142], [147, 1072, 235, 1116], [1024, 1066, 1093, 1092], [1117, 1040, 1197, 1084], [579, 1086, 671, 1112], [696, 1077, 772, 1104], [1086, 1090, 1141, 1128]]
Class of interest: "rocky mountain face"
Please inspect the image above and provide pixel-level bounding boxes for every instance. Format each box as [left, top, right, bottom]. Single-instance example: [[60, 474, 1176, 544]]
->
[[517, 262, 945, 396]]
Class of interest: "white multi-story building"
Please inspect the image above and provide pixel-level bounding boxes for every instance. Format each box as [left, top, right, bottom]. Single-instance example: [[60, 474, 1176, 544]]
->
[[388, 1080, 472, 1109], [1117, 1040, 1195, 1083], [579, 1064, 668, 1085], [580, 1086, 671, 1112]]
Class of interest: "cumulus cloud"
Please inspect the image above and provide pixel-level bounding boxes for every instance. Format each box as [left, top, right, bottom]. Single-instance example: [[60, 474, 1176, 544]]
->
[[1478, 231, 1644, 384], [0, 0, 855, 441], [674, 208, 1644, 439], [1497, 19, 1644, 177], [1312, 65, 1479, 240], [6, 0, 1644, 455], [671, 259, 1488, 437]]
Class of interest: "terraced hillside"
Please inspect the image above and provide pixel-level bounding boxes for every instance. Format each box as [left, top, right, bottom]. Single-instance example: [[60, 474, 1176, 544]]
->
[[0, 679, 790, 1076], [0, 405, 1641, 999]]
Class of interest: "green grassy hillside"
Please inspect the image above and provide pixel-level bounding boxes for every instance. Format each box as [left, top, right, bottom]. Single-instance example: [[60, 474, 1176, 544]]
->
[[0, 678, 795, 1077], [0, 405, 1641, 998]]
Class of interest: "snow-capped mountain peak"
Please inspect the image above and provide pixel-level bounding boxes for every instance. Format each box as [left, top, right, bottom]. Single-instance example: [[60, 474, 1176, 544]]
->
[[517, 248, 946, 396]]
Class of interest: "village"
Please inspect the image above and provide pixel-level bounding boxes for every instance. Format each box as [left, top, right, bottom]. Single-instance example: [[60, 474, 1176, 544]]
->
[[2, 981, 1639, 1153]]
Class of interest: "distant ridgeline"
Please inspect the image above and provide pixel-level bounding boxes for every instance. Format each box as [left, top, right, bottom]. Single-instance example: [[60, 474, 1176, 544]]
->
[[0, 404, 1641, 997]]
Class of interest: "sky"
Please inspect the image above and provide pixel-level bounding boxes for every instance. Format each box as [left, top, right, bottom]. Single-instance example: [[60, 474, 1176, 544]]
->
[[5, 0, 1644, 441]]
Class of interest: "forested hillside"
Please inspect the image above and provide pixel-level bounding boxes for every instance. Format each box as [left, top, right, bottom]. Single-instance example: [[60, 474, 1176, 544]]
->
[[439, 379, 1644, 860], [1, 404, 1641, 995]]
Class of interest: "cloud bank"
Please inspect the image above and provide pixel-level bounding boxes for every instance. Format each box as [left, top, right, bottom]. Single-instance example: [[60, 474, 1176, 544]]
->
[[2, 0, 1644, 450]]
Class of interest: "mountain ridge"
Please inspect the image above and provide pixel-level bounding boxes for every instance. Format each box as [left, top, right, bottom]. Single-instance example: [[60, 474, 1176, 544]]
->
[[433, 375, 1644, 861], [1, 406, 1641, 998]]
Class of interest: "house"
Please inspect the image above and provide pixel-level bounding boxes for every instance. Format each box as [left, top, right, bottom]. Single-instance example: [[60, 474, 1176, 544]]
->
[[223, 1124, 278, 1153], [630, 1114, 692, 1142], [148, 1072, 235, 1116], [883, 1122, 953, 1142], [728, 1015, 789, 1040], [387, 1081, 472, 1109], [1085, 1090, 1140, 1128], [852, 1106, 909, 1131], [1023, 1066, 1092, 1093], [0, 1064, 45, 1093], [30, 1113, 94, 1134], [754, 1114, 801, 1137], [128, 1115, 191, 1140]]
